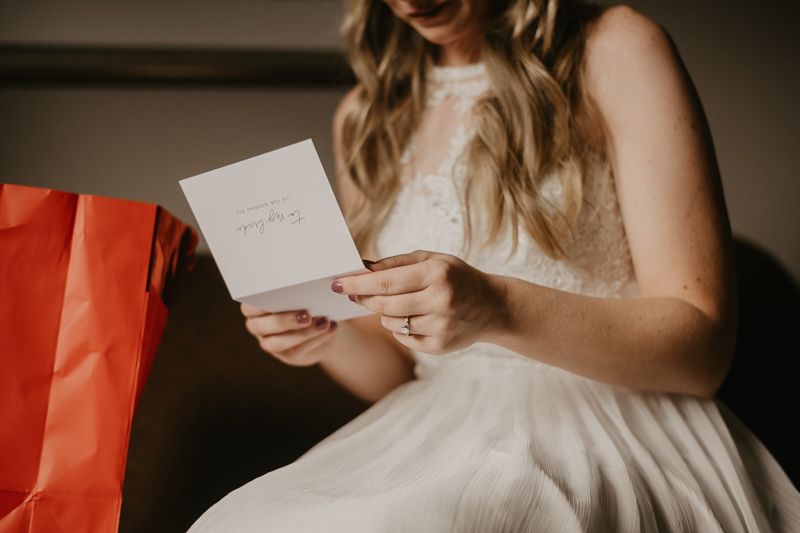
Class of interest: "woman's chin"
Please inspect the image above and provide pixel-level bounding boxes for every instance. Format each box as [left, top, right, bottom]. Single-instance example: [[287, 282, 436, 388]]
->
[[415, 29, 457, 46]]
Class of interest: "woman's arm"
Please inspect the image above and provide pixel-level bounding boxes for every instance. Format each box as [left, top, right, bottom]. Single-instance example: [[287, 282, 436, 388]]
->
[[243, 88, 415, 403], [490, 7, 737, 396], [336, 7, 737, 398]]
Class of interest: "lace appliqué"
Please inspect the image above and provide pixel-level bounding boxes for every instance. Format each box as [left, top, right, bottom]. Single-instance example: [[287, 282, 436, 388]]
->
[[436, 126, 471, 179], [400, 137, 417, 166], [427, 64, 490, 115], [572, 160, 634, 298], [427, 77, 491, 115], [401, 65, 489, 165]]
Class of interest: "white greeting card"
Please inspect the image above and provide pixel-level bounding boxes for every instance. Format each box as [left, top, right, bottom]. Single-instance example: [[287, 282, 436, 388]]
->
[[180, 139, 371, 321]]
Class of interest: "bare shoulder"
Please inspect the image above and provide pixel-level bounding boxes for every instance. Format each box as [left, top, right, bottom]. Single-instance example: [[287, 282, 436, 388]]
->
[[580, 4, 700, 144], [583, 6, 680, 94], [585, 5, 671, 62]]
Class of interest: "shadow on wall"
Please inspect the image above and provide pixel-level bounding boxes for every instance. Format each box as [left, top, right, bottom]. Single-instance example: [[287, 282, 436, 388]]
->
[[717, 238, 800, 487]]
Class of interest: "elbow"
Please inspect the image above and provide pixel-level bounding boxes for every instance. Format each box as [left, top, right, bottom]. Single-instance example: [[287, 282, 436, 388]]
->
[[690, 317, 737, 399], [693, 367, 729, 399], [696, 350, 734, 399]]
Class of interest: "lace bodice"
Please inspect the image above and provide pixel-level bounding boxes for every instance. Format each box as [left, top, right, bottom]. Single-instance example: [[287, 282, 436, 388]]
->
[[376, 63, 638, 301], [375, 63, 639, 373]]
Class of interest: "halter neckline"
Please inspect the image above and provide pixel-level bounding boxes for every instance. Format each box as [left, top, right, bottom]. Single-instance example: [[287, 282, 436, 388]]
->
[[429, 63, 487, 83]]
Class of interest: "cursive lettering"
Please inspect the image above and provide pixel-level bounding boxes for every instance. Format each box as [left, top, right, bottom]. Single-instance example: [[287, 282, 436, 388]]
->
[[267, 208, 284, 223], [235, 219, 265, 237], [235, 209, 305, 237]]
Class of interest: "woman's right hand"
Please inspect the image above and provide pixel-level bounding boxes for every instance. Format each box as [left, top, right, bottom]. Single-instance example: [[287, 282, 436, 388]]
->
[[241, 303, 338, 366]]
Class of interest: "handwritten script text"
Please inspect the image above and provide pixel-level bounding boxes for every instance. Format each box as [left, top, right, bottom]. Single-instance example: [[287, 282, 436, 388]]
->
[[235, 209, 306, 237]]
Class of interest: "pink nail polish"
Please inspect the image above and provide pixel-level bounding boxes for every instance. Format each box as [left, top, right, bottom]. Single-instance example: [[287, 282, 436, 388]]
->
[[315, 317, 329, 330], [296, 311, 309, 324], [348, 294, 356, 302], [331, 281, 343, 293], [329, 321, 338, 332]]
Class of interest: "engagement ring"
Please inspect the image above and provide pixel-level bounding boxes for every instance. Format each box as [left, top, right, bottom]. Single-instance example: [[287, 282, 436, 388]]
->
[[400, 316, 411, 337]]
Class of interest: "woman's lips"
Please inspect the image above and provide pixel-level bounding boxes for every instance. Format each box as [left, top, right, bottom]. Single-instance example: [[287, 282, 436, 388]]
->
[[407, 1, 452, 19]]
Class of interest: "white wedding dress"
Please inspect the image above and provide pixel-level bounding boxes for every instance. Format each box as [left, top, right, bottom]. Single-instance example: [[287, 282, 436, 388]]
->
[[189, 64, 800, 532]]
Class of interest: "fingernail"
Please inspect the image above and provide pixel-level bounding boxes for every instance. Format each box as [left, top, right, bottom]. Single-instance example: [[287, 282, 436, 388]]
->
[[329, 320, 338, 332], [296, 311, 309, 324], [363, 259, 378, 265], [315, 317, 329, 330], [348, 294, 356, 302], [331, 281, 343, 293]]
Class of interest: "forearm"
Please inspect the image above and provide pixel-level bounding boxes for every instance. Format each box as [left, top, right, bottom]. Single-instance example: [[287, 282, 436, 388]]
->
[[317, 315, 415, 403], [488, 277, 736, 397]]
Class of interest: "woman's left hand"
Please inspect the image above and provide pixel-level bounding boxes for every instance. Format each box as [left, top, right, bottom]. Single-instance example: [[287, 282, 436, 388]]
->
[[333, 251, 510, 355]]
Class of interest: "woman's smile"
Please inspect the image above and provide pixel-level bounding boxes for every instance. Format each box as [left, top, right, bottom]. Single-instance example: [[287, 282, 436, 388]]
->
[[405, 1, 456, 25]]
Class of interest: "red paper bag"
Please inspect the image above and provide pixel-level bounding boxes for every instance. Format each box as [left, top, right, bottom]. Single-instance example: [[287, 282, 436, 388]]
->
[[0, 184, 196, 532]]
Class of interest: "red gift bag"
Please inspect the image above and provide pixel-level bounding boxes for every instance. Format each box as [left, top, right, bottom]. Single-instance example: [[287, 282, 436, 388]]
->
[[0, 184, 196, 532]]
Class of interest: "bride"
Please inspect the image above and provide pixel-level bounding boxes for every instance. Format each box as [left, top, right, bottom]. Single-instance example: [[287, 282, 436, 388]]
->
[[191, 0, 800, 531]]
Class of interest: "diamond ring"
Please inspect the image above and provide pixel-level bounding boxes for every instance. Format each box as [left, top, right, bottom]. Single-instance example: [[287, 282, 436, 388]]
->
[[400, 316, 411, 337]]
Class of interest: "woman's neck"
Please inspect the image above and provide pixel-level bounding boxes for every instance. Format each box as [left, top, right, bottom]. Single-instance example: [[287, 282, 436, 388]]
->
[[436, 34, 482, 66]]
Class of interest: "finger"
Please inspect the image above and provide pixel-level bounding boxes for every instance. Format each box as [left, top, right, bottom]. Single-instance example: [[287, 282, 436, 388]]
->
[[367, 250, 434, 272], [380, 314, 432, 337], [241, 302, 269, 318], [273, 322, 339, 367], [258, 316, 333, 354], [357, 291, 429, 317], [245, 310, 311, 336], [391, 331, 452, 356], [269, 321, 338, 365], [336, 262, 429, 297]]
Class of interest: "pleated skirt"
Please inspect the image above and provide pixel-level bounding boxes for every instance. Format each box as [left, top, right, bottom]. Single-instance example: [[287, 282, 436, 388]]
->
[[189, 346, 800, 532]]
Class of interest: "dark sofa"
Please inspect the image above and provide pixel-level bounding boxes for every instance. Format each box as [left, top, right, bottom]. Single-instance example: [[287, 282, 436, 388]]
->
[[119, 238, 799, 532]]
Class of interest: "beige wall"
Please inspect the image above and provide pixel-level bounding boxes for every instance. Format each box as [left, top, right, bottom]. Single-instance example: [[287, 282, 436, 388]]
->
[[0, 88, 346, 250], [1, 0, 798, 281], [0, 1, 342, 50]]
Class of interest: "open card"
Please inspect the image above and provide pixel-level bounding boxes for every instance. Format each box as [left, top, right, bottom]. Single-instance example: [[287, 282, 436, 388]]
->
[[180, 139, 370, 321]]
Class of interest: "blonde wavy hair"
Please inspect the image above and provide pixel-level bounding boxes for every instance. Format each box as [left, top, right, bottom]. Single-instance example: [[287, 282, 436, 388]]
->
[[340, 0, 605, 258]]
